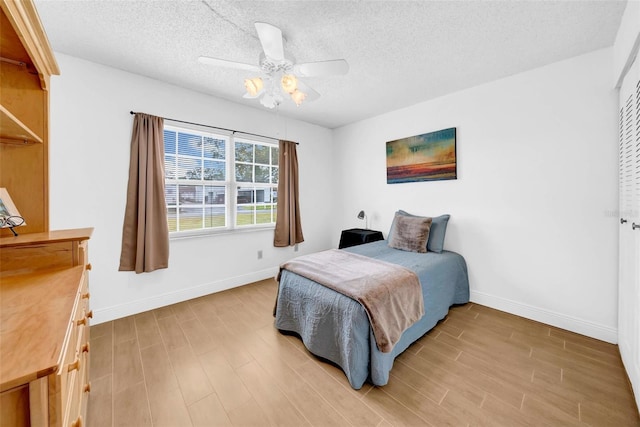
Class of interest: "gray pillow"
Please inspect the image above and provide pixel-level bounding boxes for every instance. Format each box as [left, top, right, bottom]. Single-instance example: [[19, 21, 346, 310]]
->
[[388, 210, 450, 253], [388, 213, 432, 253]]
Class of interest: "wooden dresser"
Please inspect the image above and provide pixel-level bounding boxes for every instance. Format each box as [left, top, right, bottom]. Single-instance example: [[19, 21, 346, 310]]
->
[[0, 228, 93, 427]]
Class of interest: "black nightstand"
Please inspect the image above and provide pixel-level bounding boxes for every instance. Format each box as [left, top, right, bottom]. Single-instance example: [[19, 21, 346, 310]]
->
[[339, 228, 384, 249]]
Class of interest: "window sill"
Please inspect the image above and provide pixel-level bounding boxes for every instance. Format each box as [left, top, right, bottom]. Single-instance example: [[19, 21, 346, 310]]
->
[[169, 225, 275, 240]]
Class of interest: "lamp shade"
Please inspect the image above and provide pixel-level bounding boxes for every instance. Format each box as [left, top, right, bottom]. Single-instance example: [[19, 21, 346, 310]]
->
[[357, 210, 365, 220], [281, 74, 298, 94], [290, 89, 306, 106], [244, 77, 264, 96], [260, 92, 282, 109]]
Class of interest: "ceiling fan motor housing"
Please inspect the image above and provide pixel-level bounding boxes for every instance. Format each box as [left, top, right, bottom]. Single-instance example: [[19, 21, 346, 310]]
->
[[259, 52, 295, 76]]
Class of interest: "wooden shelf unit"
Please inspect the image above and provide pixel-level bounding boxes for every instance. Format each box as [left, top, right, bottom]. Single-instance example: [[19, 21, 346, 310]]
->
[[0, 104, 43, 144], [0, 0, 60, 235], [0, 2, 91, 426]]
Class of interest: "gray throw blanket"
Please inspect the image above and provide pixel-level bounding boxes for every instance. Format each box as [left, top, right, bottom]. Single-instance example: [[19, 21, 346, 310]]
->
[[278, 249, 424, 353]]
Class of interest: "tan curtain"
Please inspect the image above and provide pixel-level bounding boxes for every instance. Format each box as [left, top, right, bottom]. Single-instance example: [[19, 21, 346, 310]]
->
[[118, 113, 169, 273], [274, 140, 304, 247]]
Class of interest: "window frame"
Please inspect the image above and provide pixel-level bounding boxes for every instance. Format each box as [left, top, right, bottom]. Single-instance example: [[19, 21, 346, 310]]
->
[[164, 124, 279, 238]]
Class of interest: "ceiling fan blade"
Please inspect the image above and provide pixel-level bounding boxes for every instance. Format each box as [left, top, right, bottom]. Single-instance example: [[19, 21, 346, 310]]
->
[[198, 56, 260, 73], [254, 22, 284, 61], [296, 79, 320, 102], [294, 60, 349, 77]]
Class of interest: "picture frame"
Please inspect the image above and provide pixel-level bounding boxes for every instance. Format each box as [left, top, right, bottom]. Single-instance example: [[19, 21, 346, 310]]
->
[[386, 127, 457, 183], [0, 187, 26, 229]]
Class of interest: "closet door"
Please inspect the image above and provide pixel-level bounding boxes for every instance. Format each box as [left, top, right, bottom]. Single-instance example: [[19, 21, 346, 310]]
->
[[618, 54, 639, 408]]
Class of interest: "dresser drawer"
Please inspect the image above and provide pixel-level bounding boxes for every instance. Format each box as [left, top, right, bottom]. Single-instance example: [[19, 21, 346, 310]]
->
[[50, 268, 91, 427], [64, 320, 89, 427], [64, 272, 91, 425], [79, 268, 91, 424]]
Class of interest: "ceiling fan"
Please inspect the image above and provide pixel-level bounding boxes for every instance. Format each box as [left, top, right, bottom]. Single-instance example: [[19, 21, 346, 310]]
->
[[198, 22, 349, 109]]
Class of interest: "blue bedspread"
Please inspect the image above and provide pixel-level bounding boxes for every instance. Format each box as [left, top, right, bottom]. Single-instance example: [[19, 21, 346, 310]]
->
[[274, 240, 470, 389]]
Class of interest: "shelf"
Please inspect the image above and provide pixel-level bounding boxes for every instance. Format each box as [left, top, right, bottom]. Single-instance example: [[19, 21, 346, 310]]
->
[[0, 228, 94, 249], [0, 0, 60, 91], [0, 103, 42, 144]]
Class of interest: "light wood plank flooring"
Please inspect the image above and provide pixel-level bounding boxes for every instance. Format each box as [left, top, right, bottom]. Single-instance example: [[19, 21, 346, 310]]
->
[[88, 278, 639, 426]]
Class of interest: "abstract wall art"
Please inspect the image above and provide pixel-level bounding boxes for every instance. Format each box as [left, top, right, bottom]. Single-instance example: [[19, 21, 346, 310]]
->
[[386, 127, 457, 184]]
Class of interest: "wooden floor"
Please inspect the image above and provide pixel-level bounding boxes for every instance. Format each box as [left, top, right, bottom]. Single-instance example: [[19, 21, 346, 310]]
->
[[87, 278, 639, 427]]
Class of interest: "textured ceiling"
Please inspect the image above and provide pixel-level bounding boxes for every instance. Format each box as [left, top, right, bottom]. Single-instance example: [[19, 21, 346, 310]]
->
[[34, 0, 627, 129]]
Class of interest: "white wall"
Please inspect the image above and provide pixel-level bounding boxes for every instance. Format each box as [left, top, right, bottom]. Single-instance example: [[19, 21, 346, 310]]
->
[[49, 48, 620, 343], [333, 48, 619, 343], [49, 53, 334, 324]]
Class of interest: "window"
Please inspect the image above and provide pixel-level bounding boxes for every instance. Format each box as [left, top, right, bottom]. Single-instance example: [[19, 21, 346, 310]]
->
[[164, 125, 278, 234]]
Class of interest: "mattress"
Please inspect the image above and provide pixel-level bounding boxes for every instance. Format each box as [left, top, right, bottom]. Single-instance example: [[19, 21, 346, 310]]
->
[[274, 240, 470, 389]]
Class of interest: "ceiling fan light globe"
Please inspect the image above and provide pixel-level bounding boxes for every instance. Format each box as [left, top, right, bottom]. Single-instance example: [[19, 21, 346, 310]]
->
[[281, 74, 298, 94], [260, 92, 282, 109], [244, 77, 264, 96], [260, 94, 274, 108], [291, 89, 306, 106]]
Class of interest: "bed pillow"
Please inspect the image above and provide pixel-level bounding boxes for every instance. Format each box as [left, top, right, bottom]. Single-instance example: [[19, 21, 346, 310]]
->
[[388, 210, 450, 253], [388, 213, 432, 253]]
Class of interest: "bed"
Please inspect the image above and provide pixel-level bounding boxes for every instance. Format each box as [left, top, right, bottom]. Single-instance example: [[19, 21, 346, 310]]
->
[[274, 237, 470, 389]]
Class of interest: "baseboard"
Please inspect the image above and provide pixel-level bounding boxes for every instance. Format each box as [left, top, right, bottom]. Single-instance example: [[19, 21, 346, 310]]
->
[[92, 266, 279, 324], [469, 290, 618, 344], [93, 275, 619, 343]]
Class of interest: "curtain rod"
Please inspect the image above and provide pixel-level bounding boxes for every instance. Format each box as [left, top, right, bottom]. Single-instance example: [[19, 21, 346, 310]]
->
[[129, 111, 298, 144]]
